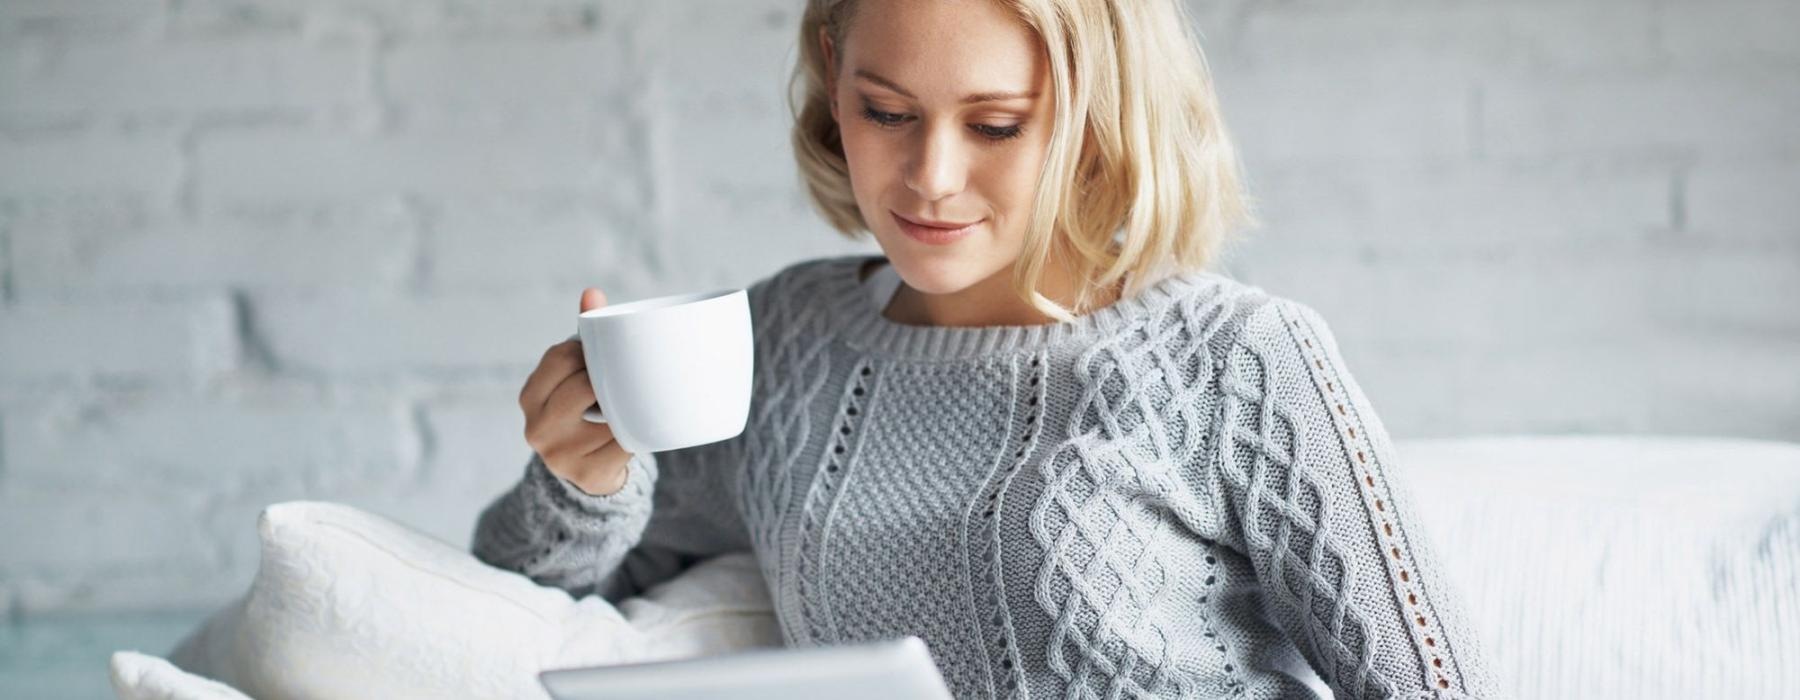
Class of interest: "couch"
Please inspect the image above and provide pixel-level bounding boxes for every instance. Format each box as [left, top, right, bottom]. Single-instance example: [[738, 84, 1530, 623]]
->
[[103, 435, 1800, 699]]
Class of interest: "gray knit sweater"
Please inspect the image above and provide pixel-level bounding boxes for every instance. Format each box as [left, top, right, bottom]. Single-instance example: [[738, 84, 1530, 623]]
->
[[473, 254, 1498, 699]]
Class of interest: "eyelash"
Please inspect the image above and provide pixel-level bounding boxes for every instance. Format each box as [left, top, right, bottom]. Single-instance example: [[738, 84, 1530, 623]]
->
[[858, 105, 1025, 142]]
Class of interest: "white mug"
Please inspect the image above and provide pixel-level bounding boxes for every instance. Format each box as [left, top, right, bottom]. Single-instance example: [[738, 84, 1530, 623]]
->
[[576, 288, 754, 454]]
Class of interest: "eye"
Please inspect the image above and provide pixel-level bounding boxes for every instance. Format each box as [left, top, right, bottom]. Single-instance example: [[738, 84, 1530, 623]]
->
[[971, 123, 1024, 141], [859, 106, 910, 128], [858, 103, 1027, 143]]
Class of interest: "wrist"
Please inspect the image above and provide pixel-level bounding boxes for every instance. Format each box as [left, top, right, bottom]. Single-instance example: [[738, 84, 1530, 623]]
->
[[569, 461, 631, 497]]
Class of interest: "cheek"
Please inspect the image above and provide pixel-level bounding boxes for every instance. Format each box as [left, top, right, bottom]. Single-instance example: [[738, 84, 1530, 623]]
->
[[980, 149, 1047, 216], [838, 124, 897, 197]]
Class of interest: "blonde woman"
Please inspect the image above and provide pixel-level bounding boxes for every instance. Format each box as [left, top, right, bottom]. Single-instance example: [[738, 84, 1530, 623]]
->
[[477, 0, 1498, 698]]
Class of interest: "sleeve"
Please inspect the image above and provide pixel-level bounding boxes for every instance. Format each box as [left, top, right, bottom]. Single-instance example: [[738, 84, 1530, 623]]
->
[[470, 449, 657, 600], [1207, 297, 1500, 699], [472, 435, 753, 603]]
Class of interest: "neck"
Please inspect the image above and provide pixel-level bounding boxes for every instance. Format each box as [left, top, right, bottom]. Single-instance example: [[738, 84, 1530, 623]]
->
[[886, 243, 1122, 328]]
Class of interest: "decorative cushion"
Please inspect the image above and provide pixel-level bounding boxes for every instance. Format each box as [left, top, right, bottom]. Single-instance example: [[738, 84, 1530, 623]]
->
[[110, 651, 251, 700], [119, 501, 778, 700]]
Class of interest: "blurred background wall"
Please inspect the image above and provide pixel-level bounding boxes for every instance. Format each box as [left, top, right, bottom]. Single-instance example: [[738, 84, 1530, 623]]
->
[[0, 0, 1795, 621]]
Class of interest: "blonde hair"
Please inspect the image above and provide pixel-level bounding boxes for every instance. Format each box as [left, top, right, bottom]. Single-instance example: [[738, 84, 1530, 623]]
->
[[789, 0, 1260, 321]]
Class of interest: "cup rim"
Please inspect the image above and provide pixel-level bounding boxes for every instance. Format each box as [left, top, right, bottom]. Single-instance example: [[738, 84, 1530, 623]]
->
[[579, 288, 744, 320]]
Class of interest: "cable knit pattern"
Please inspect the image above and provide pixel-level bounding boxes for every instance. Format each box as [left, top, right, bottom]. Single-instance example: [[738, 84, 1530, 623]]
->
[[472, 254, 1499, 699]]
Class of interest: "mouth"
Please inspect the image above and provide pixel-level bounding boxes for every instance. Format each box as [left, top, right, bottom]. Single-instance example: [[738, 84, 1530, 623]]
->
[[893, 211, 980, 229], [892, 211, 981, 245]]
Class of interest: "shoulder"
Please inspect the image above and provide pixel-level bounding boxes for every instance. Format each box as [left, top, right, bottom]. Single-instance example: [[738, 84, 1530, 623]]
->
[[1174, 276, 1356, 400], [753, 253, 865, 286], [1114, 271, 1353, 395], [747, 253, 871, 297], [743, 252, 880, 327], [1224, 290, 1335, 356], [1146, 270, 1335, 355]]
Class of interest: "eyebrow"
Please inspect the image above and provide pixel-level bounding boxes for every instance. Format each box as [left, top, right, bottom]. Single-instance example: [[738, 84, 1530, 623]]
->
[[854, 68, 1039, 104]]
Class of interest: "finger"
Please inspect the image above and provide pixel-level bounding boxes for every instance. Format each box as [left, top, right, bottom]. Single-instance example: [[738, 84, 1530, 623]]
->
[[576, 417, 619, 449], [519, 340, 585, 413], [540, 420, 615, 465], [580, 287, 607, 313], [543, 368, 599, 425]]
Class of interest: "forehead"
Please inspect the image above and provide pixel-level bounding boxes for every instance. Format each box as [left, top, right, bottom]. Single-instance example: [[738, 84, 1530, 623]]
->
[[840, 0, 1046, 98]]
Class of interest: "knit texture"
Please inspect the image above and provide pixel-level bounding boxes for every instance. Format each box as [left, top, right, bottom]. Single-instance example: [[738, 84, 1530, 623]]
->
[[473, 254, 1500, 699]]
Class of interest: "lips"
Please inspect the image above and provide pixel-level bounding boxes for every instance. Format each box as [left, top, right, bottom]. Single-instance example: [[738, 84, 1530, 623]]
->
[[894, 212, 979, 229], [892, 211, 981, 246]]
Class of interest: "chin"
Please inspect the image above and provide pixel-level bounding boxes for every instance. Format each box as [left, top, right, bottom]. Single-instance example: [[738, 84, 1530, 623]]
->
[[880, 246, 1005, 297], [892, 264, 971, 296]]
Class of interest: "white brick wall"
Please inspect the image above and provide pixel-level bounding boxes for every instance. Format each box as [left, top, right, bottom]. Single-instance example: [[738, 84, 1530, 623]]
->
[[0, 0, 1794, 617]]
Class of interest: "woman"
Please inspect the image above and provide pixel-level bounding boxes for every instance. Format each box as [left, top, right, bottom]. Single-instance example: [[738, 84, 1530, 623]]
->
[[476, 0, 1498, 698]]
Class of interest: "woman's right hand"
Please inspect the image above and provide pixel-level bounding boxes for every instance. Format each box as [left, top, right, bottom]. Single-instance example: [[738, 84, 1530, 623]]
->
[[518, 287, 633, 496]]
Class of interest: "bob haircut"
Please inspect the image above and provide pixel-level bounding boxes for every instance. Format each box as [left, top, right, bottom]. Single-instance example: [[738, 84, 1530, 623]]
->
[[789, 0, 1260, 321]]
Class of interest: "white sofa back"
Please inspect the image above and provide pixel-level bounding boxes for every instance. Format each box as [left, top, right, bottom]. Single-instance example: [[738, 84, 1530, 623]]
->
[[1400, 436, 1800, 699]]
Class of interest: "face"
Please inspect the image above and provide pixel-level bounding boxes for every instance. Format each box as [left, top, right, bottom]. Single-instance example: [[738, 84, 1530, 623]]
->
[[823, 0, 1054, 297]]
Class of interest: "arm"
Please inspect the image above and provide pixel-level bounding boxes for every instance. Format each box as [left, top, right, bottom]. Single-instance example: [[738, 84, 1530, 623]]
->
[[473, 429, 752, 603], [471, 448, 652, 601], [474, 262, 786, 603], [1208, 298, 1499, 699]]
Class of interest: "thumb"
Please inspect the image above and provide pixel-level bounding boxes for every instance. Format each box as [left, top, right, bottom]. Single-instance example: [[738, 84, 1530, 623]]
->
[[579, 287, 607, 313]]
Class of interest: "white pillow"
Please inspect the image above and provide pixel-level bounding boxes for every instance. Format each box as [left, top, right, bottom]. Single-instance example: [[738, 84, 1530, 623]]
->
[[122, 500, 779, 700], [110, 651, 251, 700]]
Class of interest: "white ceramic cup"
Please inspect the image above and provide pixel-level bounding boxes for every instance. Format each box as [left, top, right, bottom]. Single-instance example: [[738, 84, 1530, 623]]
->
[[576, 288, 754, 455]]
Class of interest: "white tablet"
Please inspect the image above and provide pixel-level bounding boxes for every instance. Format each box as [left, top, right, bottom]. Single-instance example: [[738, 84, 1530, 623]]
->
[[538, 636, 955, 700]]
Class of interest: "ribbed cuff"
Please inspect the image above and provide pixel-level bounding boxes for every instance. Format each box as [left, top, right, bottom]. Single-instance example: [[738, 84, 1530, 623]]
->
[[526, 450, 654, 516]]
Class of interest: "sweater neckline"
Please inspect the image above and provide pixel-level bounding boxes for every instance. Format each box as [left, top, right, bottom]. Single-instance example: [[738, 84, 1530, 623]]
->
[[821, 254, 1226, 361]]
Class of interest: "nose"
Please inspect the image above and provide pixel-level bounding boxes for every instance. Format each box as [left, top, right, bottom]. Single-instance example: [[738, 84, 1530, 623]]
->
[[903, 122, 967, 202]]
